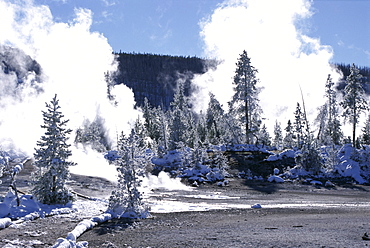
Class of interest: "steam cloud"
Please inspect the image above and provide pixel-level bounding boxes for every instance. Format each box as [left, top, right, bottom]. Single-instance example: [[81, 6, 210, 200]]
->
[[0, 0, 140, 159], [193, 0, 342, 133]]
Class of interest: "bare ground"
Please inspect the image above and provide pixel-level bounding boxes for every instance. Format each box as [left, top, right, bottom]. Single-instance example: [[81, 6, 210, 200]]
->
[[0, 162, 370, 248]]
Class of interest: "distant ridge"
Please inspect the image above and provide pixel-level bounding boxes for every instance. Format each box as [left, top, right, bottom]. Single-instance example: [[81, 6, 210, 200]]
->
[[114, 52, 216, 109]]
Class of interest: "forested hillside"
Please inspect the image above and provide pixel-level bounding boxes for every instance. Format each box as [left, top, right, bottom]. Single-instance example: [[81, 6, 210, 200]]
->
[[114, 52, 216, 109], [114, 52, 370, 109]]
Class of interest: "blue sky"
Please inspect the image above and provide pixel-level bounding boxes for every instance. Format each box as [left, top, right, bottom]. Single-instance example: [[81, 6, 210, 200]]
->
[[34, 0, 369, 66]]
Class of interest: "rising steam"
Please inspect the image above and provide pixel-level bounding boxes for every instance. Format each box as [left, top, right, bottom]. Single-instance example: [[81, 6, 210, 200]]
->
[[192, 0, 342, 133], [0, 0, 140, 157]]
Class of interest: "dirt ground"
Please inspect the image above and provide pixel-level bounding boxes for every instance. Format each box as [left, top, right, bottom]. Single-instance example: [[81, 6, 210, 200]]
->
[[0, 162, 370, 248], [78, 180, 370, 248]]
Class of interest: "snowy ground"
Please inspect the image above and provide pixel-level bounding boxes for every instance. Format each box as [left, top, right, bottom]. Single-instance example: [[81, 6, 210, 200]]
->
[[1, 173, 370, 247], [1, 148, 370, 247]]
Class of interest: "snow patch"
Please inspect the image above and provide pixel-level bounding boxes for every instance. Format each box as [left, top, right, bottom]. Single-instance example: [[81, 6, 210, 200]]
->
[[267, 175, 285, 183], [251, 203, 262, 209], [266, 149, 296, 161]]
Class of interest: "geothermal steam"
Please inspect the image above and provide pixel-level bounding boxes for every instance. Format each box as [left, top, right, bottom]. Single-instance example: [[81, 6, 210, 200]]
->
[[0, 1, 139, 164], [192, 0, 342, 133]]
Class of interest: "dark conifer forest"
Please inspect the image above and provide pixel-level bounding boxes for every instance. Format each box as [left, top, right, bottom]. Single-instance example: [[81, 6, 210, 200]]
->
[[114, 52, 216, 109], [113, 52, 370, 109]]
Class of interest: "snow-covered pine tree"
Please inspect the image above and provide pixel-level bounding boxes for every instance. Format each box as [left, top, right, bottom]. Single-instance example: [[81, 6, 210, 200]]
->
[[105, 71, 116, 103], [108, 129, 150, 218], [296, 141, 323, 175], [293, 103, 306, 149], [228, 50, 262, 144], [316, 74, 343, 145], [169, 81, 197, 149], [0, 147, 7, 180], [31, 94, 75, 205], [273, 121, 283, 150], [283, 120, 295, 149], [209, 149, 229, 175], [75, 116, 109, 152], [157, 106, 170, 156], [325, 74, 343, 145], [340, 64, 369, 147], [133, 117, 148, 148], [196, 111, 208, 145], [206, 92, 226, 145], [316, 103, 329, 144], [361, 113, 370, 145], [257, 123, 271, 147], [142, 97, 161, 143], [294, 98, 323, 174]]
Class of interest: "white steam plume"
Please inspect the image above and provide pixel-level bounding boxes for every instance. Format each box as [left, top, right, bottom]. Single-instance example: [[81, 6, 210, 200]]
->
[[192, 0, 342, 133], [0, 0, 140, 158]]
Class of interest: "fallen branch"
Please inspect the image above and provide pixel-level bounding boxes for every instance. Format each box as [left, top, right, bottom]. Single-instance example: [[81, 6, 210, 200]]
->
[[10, 185, 27, 195], [71, 191, 93, 200]]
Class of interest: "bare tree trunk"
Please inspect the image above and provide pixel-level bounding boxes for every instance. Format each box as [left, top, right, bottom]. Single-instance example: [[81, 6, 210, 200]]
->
[[352, 106, 357, 147], [352, 120, 356, 147], [245, 98, 249, 144]]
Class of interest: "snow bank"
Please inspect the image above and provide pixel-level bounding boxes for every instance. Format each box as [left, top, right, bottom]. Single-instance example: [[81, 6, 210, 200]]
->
[[0, 192, 40, 219], [227, 144, 272, 154], [52, 239, 88, 248], [0, 217, 11, 229], [0, 192, 78, 227], [336, 144, 367, 184], [265, 149, 296, 161], [251, 203, 262, 209], [267, 175, 285, 183], [310, 180, 323, 186]]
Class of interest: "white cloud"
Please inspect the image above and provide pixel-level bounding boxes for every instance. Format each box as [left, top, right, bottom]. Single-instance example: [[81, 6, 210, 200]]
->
[[101, 0, 116, 7]]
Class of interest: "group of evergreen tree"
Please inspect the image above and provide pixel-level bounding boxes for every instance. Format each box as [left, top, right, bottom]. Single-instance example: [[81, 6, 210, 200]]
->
[[134, 53, 370, 154], [137, 51, 266, 150], [28, 50, 370, 218]]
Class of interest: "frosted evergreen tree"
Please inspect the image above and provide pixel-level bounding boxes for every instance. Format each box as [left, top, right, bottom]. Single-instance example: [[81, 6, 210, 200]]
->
[[157, 107, 170, 155], [206, 92, 226, 145], [169, 81, 197, 149], [75, 116, 109, 152], [283, 120, 295, 148], [31, 94, 75, 205], [361, 113, 370, 145], [105, 71, 116, 103], [340, 64, 368, 147], [133, 117, 148, 148], [316, 74, 343, 145], [273, 121, 283, 150], [224, 112, 243, 144], [0, 147, 7, 180], [108, 129, 150, 218], [228, 50, 262, 144], [293, 103, 306, 149], [209, 149, 229, 175], [293, 99, 323, 173], [257, 123, 271, 147], [296, 141, 323, 175], [316, 104, 329, 144], [142, 97, 162, 143], [196, 111, 208, 145], [325, 74, 343, 145]]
